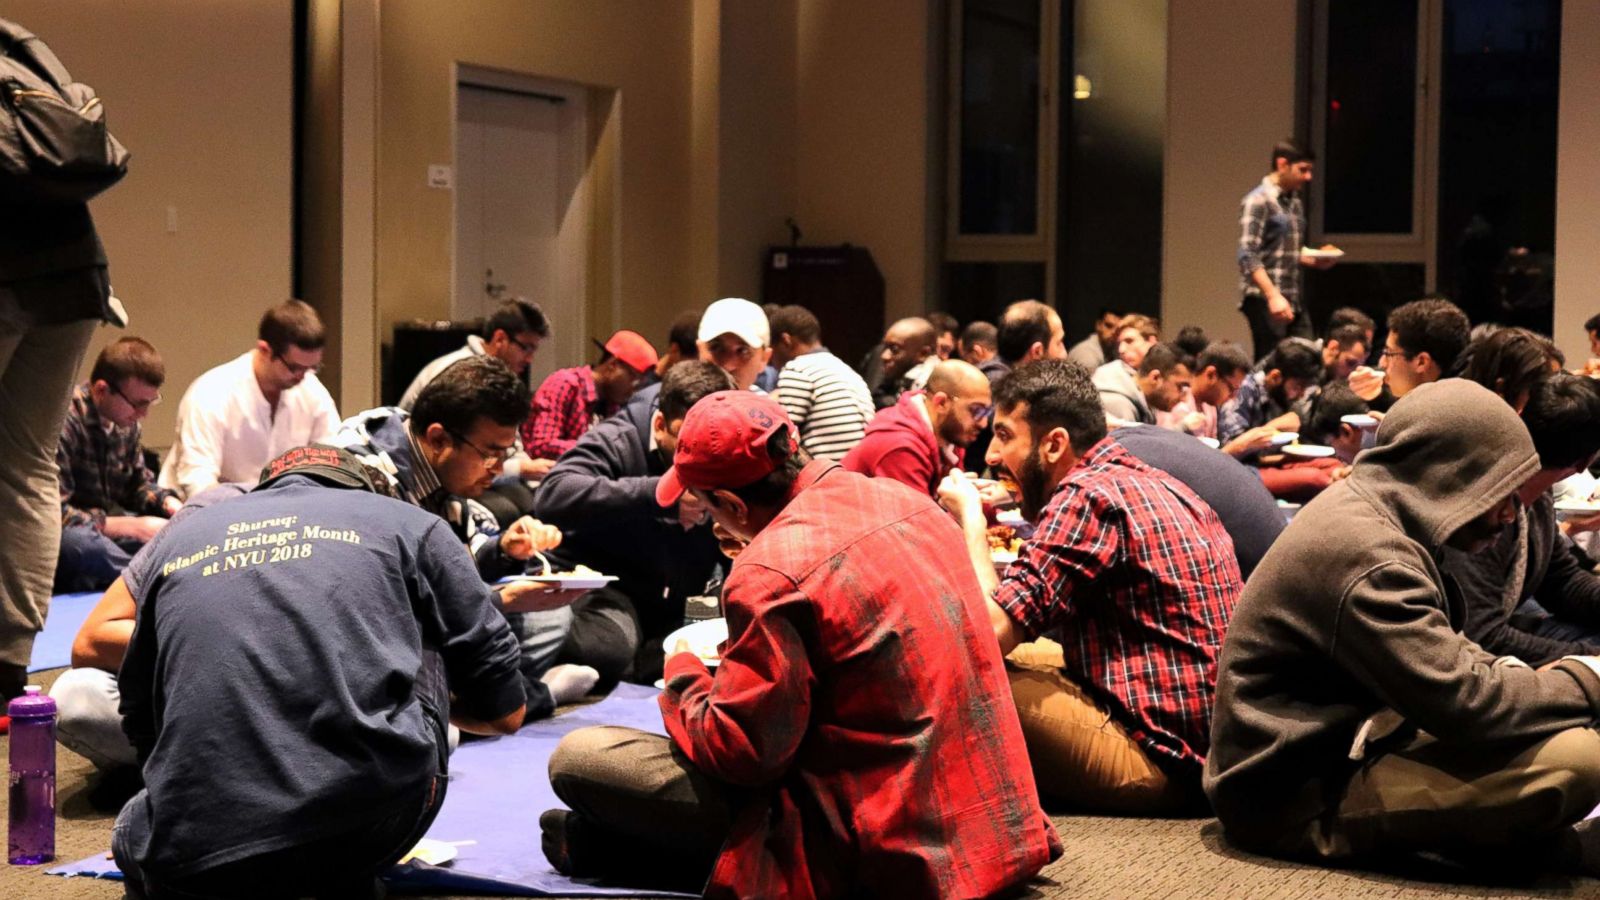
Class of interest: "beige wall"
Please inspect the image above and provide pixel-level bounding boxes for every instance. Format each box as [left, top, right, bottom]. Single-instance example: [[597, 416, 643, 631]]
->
[[5, 0, 293, 447], [1554, 0, 1599, 366], [1162, 0, 1298, 346], [796, 0, 935, 323], [376, 0, 695, 362]]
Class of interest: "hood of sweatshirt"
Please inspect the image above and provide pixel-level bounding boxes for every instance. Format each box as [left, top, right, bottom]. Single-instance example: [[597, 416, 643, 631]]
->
[[1091, 361, 1152, 422], [1344, 378, 1538, 555]]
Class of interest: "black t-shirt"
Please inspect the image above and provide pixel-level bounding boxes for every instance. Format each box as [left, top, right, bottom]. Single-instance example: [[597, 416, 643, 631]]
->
[[116, 475, 524, 876], [1110, 425, 1285, 580]]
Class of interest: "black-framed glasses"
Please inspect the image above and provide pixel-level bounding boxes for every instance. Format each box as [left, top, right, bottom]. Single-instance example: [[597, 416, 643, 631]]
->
[[109, 381, 161, 411], [447, 430, 517, 467], [1378, 348, 1411, 361], [511, 335, 540, 355], [273, 353, 322, 376]]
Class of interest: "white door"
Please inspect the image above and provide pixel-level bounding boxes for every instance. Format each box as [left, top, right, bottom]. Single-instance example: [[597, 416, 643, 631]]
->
[[455, 82, 584, 391]]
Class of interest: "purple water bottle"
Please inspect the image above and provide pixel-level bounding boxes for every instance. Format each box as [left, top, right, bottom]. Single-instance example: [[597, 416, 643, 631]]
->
[[8, 685, 56, 865]]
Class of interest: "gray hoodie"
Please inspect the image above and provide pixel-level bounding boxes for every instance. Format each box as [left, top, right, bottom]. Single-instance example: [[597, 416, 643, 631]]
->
[[1091, 360, 1153, 425], [1204, 379, 1600, 847]]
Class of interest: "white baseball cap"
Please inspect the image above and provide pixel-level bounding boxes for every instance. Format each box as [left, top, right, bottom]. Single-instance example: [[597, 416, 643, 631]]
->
[[697, 297, 770, 349]]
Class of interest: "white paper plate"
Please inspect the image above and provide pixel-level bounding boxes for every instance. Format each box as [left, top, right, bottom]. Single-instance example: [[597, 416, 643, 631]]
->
[[1555, 503, 1600, 521], [1282, 443, 1336, 459], [1340, 414, 1378, 429], [663, 617, 727, 667], [1301, 246, 1345, 259], [400, 838, 459, 866], [1197, 436, 1220, 449], [992, 551, 1018, 572], [1269, 431, 1299, 446], [497, 573, 619, 591]]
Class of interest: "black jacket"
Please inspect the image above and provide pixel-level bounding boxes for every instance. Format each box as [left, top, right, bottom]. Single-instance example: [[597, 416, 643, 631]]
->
[[1444, 493, 1600, 665], [533, 384, 722, 620]]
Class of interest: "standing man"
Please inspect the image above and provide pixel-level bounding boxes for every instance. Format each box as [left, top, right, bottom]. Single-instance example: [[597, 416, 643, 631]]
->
[[398, 298, 549, 411], [159, 299, 340, 497], [1238, 139, 1337, 359], [769, 305, 874, 461], [842, 360, 993, 498], [541, 391, 1059, 896], [521, 330, 657, 461], [55, 337, 182, 593]]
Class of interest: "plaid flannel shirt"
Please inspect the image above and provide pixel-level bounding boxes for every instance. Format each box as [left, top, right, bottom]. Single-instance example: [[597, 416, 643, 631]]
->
[[992, 439, 1241, 771], [661, 462, 1060, 897], [1217, 371, 1292, 445], [1237, 176, 1304, 304], [57, 383, 176, 528], [521, 365, 609, 460]]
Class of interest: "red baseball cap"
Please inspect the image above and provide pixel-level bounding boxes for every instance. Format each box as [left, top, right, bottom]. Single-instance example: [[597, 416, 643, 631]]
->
[[656, 391, 795, 506], [593, 330, 659, 374]]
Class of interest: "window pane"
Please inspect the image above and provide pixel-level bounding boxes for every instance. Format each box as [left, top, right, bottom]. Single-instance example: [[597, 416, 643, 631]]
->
[[1301, 262, 1425, 348], [959, 0, 1041, 235], [1322, 0, 1417, 234], [1436, 0, 1559, 332], [942, 262, 1047, 326]]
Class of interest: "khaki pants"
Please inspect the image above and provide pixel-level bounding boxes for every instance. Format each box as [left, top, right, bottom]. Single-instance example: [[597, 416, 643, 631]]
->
[[1007, 639, 1200, 813], [0, 318, 96, 669], [1270, 726, 1600, 866]]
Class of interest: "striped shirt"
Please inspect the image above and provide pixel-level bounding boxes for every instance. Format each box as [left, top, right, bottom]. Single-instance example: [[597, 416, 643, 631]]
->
[[774, 349, 875, 461]]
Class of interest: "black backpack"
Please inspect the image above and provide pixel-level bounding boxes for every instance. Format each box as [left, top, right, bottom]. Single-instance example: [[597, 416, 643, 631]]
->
[[0, 18, 128, 203]]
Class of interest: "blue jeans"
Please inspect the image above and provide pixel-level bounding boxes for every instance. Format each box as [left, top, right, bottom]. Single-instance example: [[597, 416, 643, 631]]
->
[[54, 524, 142, 593]]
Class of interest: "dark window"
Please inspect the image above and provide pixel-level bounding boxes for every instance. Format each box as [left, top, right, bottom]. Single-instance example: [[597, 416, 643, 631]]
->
[[958, 0, 1042, 235], [1322, 0, 1418, 234], [942, 262, 1048, 326]]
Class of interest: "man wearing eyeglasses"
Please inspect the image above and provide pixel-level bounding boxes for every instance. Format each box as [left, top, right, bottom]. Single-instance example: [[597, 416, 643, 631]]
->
[[336, 356, 604, 722], [159, 299, 340, 497], [54, 337, 183, 593], [842, 359, 996, 500]]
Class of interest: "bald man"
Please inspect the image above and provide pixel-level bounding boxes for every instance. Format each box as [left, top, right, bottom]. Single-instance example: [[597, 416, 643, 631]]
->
[[873, 317, 940, 409], [844, 360, 993, 498]]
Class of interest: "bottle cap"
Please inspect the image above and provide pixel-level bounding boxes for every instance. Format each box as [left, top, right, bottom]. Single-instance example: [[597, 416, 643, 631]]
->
[[8, 685, 56, 719]]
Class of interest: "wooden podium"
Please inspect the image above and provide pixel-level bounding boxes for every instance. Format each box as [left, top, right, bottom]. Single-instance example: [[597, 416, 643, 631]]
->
[[762, 245, 884, 371]]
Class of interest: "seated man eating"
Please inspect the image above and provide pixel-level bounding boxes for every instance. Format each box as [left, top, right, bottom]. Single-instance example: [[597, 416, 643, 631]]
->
[[1206, 379, 1600, 876], [112, 446, 528, 898], [938, 359, 1242, 813], [542, 391, 1059, 896]]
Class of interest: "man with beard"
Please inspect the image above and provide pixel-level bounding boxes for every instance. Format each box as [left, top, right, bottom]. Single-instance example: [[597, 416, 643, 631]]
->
[[1092, 342, 1193, 426], [938, 359, 1241, 812], [1206, 379, 1600, 877], [1068, 307, 1123, 371], [1217, 337, 1322, 446], [843, 359, 994, 499]]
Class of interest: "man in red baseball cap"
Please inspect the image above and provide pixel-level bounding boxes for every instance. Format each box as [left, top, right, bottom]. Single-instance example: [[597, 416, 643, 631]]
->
[[541, 390, 1060, 896], [521, 330, 659, 460]]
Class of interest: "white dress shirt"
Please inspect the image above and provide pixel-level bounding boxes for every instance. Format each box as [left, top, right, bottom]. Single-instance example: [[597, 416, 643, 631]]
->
[[158, 352, 340, 497]]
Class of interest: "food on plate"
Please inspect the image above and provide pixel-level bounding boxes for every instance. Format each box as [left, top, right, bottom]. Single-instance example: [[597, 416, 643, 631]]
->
[[987, 524, 1021, 556]]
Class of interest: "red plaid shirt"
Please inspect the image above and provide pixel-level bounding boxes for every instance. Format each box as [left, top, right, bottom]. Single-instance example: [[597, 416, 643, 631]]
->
[[520, 366, 610, 459], [662, 462, 1060, 899], [993, 438, 1240, 771]]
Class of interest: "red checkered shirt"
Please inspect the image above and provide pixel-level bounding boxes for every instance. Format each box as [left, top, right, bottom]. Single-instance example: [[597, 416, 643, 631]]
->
[[520, 365, 610, 459], [993, 438, 1241, 771], [661, 461, 1060, 899]]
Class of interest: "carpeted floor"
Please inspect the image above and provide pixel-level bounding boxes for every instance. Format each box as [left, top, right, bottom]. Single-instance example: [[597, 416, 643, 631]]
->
[[7, 667, 1600, 899]]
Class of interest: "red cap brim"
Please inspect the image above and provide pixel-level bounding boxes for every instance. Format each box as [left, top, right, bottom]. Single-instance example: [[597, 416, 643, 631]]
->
[[656, 466, 689, 507]]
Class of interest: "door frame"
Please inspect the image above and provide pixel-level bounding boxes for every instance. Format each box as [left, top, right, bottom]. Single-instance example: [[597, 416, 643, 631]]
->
[[450, 64, 592, 370]]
